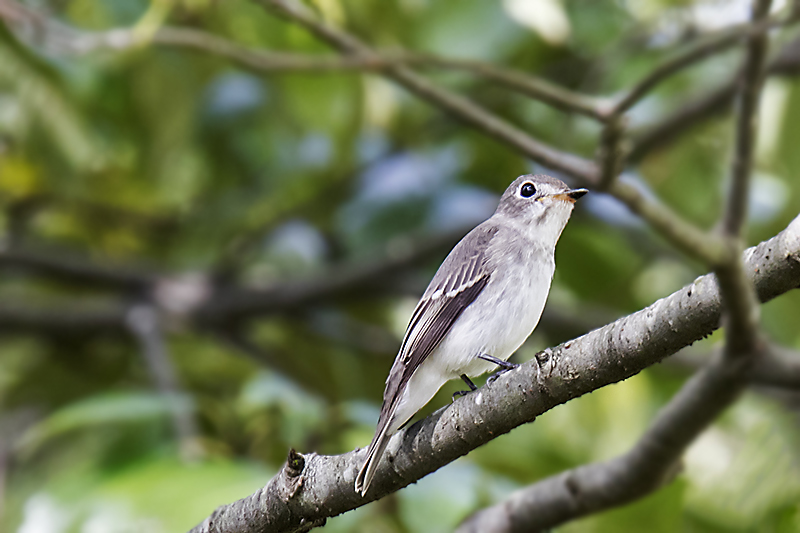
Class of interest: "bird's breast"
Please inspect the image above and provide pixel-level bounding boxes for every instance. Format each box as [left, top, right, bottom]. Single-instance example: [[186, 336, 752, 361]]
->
[[434, 248, 555, 377]]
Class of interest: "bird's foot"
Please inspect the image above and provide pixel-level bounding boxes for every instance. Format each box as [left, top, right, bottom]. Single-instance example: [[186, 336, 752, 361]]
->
[[452, 390, 469, 401], [478, 354, 520, 385], [452, 374, 478, 401]]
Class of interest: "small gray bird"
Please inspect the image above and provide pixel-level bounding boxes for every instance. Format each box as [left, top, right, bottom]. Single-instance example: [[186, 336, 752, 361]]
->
[[355, 174, 587, 496]]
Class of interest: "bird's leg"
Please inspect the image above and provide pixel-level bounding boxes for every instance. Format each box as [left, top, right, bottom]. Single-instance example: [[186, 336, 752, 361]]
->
[[478, 353, 520, 384], [452, 374, 478, 401]]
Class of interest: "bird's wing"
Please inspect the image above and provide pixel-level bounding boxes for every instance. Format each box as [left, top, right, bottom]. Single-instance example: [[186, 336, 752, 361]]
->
[[380, 224, 497, 423], [356, 223, 498, 495]]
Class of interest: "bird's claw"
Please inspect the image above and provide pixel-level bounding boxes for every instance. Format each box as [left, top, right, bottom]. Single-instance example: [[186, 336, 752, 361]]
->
[[487, 362, 520, 385], [452, 390, 471, 401]]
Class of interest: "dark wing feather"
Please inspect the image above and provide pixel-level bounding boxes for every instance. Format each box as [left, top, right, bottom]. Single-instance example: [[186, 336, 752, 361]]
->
[[356, 224, 497, 495], [380, 224, 497, 421]]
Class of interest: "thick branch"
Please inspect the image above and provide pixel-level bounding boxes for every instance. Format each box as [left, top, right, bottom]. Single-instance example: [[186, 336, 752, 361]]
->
[[457, 350, 749, 532], [189, 215, 800, 533]]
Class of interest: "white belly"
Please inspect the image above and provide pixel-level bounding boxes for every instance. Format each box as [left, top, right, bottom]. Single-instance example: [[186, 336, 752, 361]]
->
[[435, 253, 554, 378], [391, 252, 554, 431]]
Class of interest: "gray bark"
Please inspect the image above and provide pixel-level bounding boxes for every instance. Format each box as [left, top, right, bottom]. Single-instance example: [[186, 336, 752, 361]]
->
[[189, 215, 800, 533]]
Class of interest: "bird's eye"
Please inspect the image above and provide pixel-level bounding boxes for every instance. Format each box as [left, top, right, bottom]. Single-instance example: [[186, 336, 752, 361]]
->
[[520, 183, 536, 198]]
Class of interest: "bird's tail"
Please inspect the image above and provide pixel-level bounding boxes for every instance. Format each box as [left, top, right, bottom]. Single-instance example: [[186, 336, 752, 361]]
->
[[355, 418, 393, 496]]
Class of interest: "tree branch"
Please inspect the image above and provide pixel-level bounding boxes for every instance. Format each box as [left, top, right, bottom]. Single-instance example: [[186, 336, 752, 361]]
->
[[193, 226, 471, 324], [0, 0, 606, 120], [460, 3, 775, 528], [256, 0, 599, 183], [595, 116, 628, 190], [188, 214, 800, 533], [611, 12, 790, 114], [0, 301, 128, 337], [723, 0, 772, 237], [456, 349, 748, 532], [667, 343, 800, 391], [0, 224, 468, 330], [607, 180, 727, 265], [629, 35, 800, 162], [0, 247, 153, 291], [126, 305, 204, 462], [410, 53, 609, 120]]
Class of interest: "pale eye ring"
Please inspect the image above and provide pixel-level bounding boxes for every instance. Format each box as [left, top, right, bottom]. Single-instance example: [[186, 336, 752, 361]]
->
[[520, 182, 536, 198]]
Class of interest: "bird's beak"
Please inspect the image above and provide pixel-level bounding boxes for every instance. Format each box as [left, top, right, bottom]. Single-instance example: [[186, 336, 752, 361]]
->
[[551, 188, 589, 203], [567, 188, 588, 200]]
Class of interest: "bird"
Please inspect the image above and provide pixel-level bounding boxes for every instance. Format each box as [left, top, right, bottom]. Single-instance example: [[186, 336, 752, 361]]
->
[[354, 174, 587, 496]]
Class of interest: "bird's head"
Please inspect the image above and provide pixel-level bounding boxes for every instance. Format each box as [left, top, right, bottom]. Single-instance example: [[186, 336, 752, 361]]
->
[[494, 174, 588, 245]]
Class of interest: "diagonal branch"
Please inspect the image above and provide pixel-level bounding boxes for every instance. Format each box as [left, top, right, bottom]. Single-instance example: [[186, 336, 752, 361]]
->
[[0, 0, 606, 119], [629, 35, 800, 162], [410, 53, 609, 120], [612, 12, 791, 114], [456, 349, 749, 533], [257, 0, 599, 183], [607, 180, 727, 265], [188, 214, 800, 533]]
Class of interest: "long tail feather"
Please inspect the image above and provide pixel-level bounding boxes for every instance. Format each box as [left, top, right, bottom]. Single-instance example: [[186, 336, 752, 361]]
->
[[355, 420, 393, 496]]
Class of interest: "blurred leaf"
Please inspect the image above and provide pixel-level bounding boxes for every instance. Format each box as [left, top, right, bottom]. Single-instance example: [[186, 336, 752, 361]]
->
[[20, 391, 190, 452]]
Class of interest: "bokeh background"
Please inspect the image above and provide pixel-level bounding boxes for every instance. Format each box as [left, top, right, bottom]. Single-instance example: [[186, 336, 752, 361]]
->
[[1, 0, 800, 531]]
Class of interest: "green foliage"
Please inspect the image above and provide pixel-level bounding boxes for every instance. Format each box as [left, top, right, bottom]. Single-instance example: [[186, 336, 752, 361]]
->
[[1, 0, 799, 532]]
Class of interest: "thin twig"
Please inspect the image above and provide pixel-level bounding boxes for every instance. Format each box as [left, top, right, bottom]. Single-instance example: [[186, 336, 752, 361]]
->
[[612, 13, 789, 114], [257, 0, 599, 183], [0, 0, 609, 119], [723, 1, 773, 237], [629, 35, 800, 162], [126, 305, 204, 462], [608, 180, 727, 265], [412, 53, 609, 120], [595, 116, 628, 190]]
